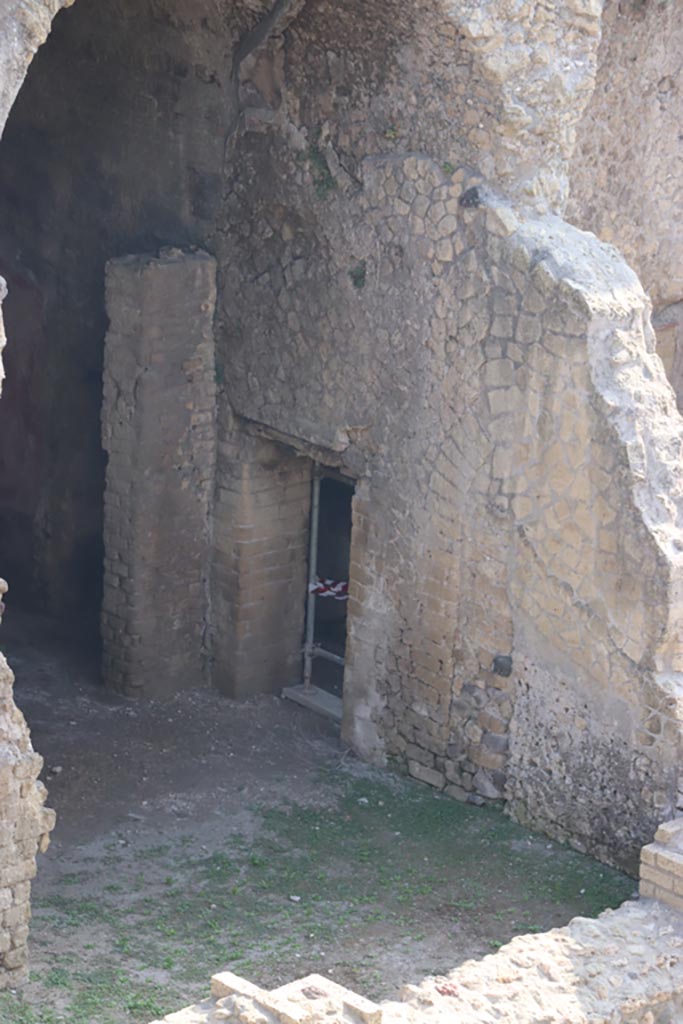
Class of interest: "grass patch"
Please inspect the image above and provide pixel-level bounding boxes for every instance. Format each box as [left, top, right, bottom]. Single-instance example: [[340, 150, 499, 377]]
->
[[0, 770, 633, 1023]]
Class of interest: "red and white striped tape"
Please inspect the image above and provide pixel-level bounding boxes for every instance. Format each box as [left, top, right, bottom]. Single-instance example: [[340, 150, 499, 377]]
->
[[309, 576, 348, 600]]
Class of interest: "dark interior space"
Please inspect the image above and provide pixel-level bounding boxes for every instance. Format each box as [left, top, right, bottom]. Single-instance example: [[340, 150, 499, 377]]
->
[[310, 474, 353, 698], [0, 0, 229, 634]]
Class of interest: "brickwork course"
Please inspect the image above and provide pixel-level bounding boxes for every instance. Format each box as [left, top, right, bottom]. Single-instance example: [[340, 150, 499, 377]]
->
[[0, 0, 681, 1003]]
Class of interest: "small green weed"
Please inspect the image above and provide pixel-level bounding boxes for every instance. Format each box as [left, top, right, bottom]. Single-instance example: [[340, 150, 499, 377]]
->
[[349, 260, 367, 290], [304, 133, 337, 198]]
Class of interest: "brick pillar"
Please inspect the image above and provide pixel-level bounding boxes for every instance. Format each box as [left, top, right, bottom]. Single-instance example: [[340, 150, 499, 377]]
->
[[640, 819, 683, 910], [101, 249, 217, 696], [212, 430, 310, 697]]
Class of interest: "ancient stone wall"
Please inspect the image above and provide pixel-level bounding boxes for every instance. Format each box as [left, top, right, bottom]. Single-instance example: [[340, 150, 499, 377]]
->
[[640, 817, 683, 911], [217, 92, 683, 864], [101, 250, 217, 697], [0, 6, 65, 979], [653, 303, 683, 415], [0, 0, 672, 868], [211, 428, 311, 697], [0, 0, 606, 625], [0, 0, 682, 985], [569, 0, 683, 311], [0, 648, 53, 985]]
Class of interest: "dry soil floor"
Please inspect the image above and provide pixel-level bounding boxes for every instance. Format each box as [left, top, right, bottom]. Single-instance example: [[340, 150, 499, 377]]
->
[[0, 612, 634, 1024]]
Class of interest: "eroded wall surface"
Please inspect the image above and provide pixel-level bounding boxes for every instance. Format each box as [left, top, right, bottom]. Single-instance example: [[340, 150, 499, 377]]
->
[[212, 429, 311, 698], [101, 250, 217, 697], [0, 583, 53, 987], [0, 0, 606, 617], [217, 115, 683, 866], [0, 649, 53, 984], [206, 1, 683, 870], [569, 0, 683, 312]]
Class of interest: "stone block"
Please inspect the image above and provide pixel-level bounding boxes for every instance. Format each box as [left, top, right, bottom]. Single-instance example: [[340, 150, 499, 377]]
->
[[408, 761, 445, 790], [653, 890, 683, 915], [655, 848, 683, 877], [639, 863, 673, 891], [444, 783, 468, 802], [655, 819, 683, 847], [472, 768, 504, 800]]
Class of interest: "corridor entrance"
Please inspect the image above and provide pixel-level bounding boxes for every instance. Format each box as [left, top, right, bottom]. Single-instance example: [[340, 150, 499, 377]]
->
[[284, 464, 354, 722]]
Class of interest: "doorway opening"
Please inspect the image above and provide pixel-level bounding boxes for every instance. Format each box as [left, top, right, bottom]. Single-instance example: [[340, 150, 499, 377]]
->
[[284, 463, 354, 722]]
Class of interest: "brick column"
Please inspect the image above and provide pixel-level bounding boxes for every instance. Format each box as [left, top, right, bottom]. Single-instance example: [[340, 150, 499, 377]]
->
[[212, 430, 310, 697], [101, 249, 217, 697], [640, 819, 683, 910]]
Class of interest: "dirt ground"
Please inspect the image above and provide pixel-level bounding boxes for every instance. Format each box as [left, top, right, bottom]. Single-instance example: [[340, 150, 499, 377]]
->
[[0, 612, 634, 1024]]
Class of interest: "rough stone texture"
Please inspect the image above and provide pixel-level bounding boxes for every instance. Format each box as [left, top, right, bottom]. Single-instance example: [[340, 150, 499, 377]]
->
[[454, 0, 602, 211], [397, 899, 683, 1024], [148, 898, 683, 1024], [640, 817, 683, 913], [101, 250, 217, 696], [569, 0, 683, 311], [0, 0, 683, 988], [0, 0, 605, 616], [220, 133, 683, 868], [0, 0, 72, 136], [211, 428, 311, 697], [0, 586, 54, 989], [654, 303, 683, 415], [0, 0, 680, 859], [0, 1, 62, 973]]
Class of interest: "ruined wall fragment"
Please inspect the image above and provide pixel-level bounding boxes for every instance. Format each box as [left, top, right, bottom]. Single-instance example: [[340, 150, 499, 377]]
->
[[569, 0, 683, 311], [653, 303, 683, 416], [0, 1, 74, 985], [101, 250, 217, 696], [0, 646, 54, 985]]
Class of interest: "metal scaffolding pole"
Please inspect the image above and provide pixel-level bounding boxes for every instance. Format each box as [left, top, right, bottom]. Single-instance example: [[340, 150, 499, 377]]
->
[[302, 463, 321, 691]]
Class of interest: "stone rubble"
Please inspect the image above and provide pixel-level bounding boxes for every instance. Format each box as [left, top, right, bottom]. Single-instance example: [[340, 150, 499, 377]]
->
[[147, 826, 683, 1022], [148, 901, 683, 1024]]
